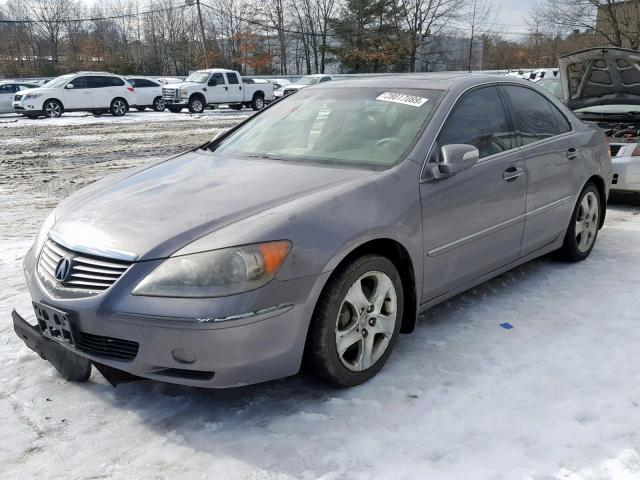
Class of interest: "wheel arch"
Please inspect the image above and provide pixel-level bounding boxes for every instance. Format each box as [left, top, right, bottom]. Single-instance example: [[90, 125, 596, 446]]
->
[[43, 98, 64, 111], [585, 174, 607, 228], [252, 90, 265, 100], [312, 238, 418, 335], [189, 92, 206, 102], [111, 96, 129, 108]]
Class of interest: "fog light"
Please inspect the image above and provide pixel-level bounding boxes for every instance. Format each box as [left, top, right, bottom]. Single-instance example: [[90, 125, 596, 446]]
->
[[172, 348, 197, 364]]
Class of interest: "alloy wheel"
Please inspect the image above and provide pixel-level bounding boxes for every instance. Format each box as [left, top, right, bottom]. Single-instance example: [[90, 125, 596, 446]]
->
[[112, 100, 126, 115], [45, 101, 62, 118], [575, 191, 599, 253], [154, 98, 165, 111], [335, 271, 397, 372]]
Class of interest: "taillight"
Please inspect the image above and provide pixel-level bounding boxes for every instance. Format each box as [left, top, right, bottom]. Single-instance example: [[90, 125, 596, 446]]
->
[[127, 87, 135, 92]]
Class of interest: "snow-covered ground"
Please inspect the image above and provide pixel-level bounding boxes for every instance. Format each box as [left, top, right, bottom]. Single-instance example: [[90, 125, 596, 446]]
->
[[2, 113, 640, 479]]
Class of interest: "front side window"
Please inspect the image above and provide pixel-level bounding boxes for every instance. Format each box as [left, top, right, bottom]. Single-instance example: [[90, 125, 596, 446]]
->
[[437, 86, 516, 159], [502, 85, 571, 144], [0, 84, 14, 94], [210, 73, 225, 85], [212, 87, 443, 168], [68, 77, 88, 89]]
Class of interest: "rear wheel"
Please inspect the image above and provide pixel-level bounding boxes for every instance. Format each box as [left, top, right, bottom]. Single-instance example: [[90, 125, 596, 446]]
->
[[251, 94, 265, 111], [43, 99, 63, 118], [307, 255, 403, 387], [153, 97, 165, 111], [558, 183, 601, 261], [188, 95, 205, 113], [110, 98, 127, 116]]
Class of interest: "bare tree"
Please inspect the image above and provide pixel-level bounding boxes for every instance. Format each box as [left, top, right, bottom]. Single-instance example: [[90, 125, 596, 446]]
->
[[464, 0, 493, 71]]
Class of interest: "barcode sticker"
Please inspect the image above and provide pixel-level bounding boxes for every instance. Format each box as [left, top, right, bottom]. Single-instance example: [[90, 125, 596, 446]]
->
[[376, 92, 428, 107]]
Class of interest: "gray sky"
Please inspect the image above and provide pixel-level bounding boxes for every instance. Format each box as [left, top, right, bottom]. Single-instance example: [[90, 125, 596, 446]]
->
[[488, 0, 537, 36]]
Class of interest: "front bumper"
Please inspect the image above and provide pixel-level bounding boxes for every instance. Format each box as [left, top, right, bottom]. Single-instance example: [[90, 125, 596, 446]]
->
[[12, 99, 41, 114], [163, 98, 188, 106], [611, 156, 640, 193], [19, 244, 330, 388]]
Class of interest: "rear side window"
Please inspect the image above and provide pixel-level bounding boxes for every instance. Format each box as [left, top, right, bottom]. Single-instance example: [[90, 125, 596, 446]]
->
[[109, 76, 125, 86], [130, 78, 156, 87], [226, 73, 240, 85], [86, 76, 112, 88], [319, 76, 332, 83], [502, 85, 571, 145], [438, 86, 516, 159]]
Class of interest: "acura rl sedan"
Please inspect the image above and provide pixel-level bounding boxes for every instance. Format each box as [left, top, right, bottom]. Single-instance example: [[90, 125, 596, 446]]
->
[[13, 74, 612, 388]]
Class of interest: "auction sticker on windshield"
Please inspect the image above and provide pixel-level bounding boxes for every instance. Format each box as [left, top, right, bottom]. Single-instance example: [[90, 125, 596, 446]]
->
[[376, 92, 428, 107]]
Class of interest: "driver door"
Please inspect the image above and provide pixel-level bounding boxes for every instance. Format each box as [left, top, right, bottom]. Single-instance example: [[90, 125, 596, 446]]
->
[[419, 85, 526, 302], [206, 73, 228, 103]]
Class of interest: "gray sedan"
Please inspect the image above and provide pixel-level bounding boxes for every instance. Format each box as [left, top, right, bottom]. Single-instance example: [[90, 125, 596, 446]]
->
[[13, 74, 612, 388]]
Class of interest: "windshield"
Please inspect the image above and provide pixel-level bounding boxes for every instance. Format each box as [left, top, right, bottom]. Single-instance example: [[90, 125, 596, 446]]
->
[[296, 76, 322, 85], [44, 75, 74, 88], [212, 87, 443, 168], [185, 72, 211, 84]]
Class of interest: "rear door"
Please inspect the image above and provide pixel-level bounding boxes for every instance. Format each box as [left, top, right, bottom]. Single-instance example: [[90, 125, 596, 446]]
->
[[206, 72, 228, 103], [500, 84, 576, 255], [420, 85, 527, 301], [130, 78, 157, 106], [63, 76, 92, 109], [225, 72, 244, 102]]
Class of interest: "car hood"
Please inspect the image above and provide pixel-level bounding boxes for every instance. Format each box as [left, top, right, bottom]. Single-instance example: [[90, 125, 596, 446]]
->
[[51, 151, 373, 261], [559, 47, 640, 110], [163, 82, 202, 90], [15, 86, 50, 95]]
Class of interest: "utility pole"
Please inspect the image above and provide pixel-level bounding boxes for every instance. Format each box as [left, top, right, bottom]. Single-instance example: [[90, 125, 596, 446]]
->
[[187, 0, 209, 68]]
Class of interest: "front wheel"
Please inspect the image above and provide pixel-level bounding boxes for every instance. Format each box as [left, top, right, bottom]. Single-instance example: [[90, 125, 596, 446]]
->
[[43, 99, 63, 118], [558, 183, 601, 261], [307, 255, 403, 387], [188, 96, 205, 113], [110, 98, 127, 116]]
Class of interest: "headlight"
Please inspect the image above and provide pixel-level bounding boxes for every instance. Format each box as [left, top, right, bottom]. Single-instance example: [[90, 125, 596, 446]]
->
[[32, 210, 55, 253], [24, 93, 42, 100], [180, 89, 189, 98], [132, 241, 291, 297]]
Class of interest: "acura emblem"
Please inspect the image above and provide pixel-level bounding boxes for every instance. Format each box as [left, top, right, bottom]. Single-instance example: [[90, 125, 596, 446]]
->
[[55, 257, 72, 282]]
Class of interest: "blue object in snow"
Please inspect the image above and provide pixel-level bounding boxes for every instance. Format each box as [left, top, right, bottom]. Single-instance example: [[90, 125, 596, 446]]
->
[[499, 323, 513, 329]]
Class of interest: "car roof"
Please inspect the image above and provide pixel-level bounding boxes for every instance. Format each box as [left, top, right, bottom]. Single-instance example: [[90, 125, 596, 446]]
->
[[311, 73, 511, 91]]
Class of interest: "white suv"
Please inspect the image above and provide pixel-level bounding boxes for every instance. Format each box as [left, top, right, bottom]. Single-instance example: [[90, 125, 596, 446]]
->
[[12, 72, 136, 118]]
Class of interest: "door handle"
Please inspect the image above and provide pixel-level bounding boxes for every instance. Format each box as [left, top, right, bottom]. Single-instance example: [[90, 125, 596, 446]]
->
[[224, 86, 228, 91], [567, 147, 579, 160], [503, 166, 524, 182]]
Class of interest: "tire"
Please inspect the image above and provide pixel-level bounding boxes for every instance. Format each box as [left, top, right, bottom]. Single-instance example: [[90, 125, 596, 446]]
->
[[43, 99, 63, 118], [558, 183, 601, 262], [251, 94, 265, 111], [168, 106, 183, 113], [188, 95, 205, 113], [152, 97, 165, 111], [307, 255, 404, 387], [110, 98, 127, 116], [229, 104, 243, 111], [135, 106, 146, 111]]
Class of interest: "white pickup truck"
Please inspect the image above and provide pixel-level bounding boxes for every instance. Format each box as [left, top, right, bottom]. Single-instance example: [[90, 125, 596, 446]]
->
[[162, 68, 273, 113]]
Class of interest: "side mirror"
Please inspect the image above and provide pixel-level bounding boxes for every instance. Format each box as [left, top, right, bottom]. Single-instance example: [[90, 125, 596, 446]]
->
[[438, 144, 479, 176], [65, 83, 75, 89]]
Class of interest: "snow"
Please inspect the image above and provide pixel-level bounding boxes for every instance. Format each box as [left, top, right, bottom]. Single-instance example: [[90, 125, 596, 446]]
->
[[2, 113, 640, 479]]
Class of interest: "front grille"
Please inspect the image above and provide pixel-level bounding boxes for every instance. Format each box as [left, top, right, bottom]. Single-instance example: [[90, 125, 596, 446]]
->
[[610, 144, 623, 157], [38, 238, 133, 292], [162, 87, 178, 99], [14, 94, 23, 101], [76, 331, 139, 361]]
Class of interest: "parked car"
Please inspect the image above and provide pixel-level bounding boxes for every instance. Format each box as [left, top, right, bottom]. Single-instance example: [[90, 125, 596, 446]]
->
[[268, 78, 292, 99], [529, 68, 559, 82], [126, 77, 165, 111], [12, 72, 135, 118], [162, 69, 273, 113], [0, 81, 39, 113], [281, 74, 332, 96], [13, 74, 611, 389], [558, 47, 640, 192]]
